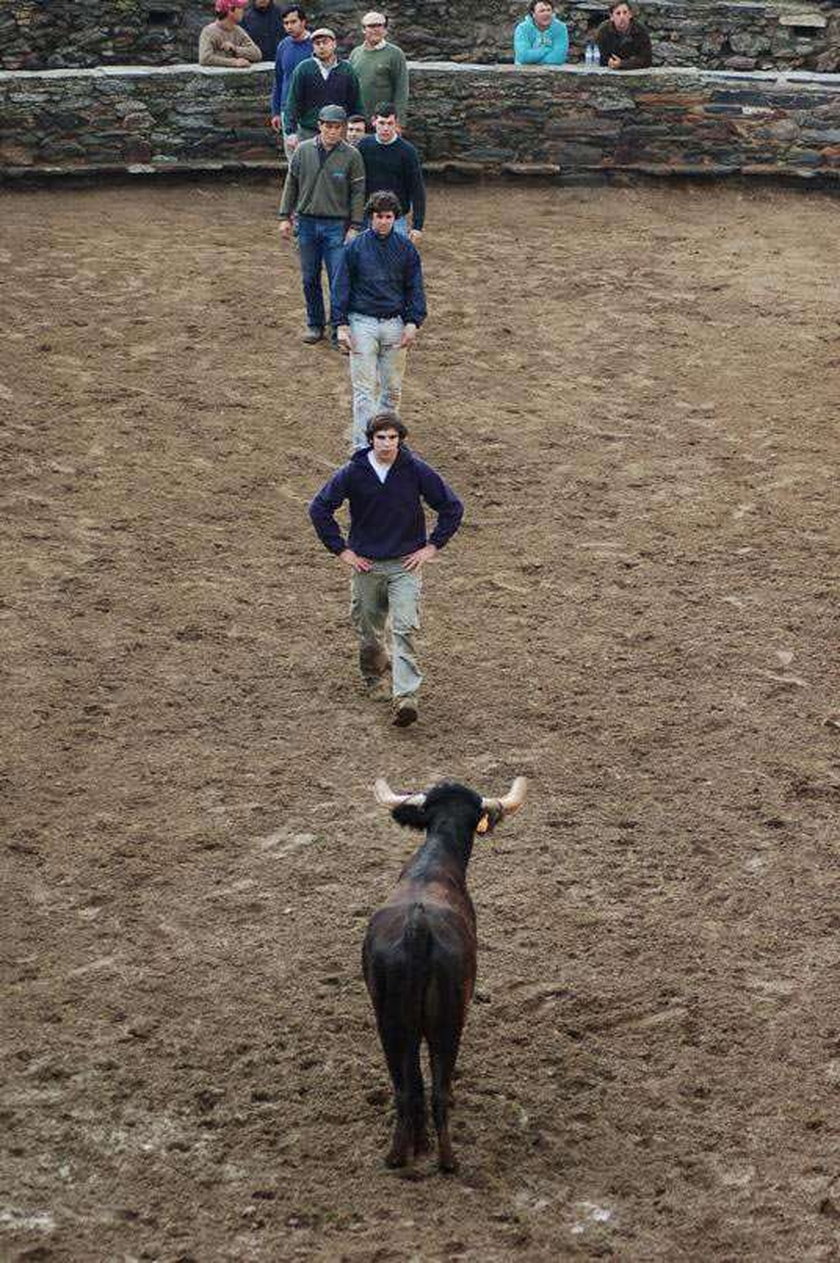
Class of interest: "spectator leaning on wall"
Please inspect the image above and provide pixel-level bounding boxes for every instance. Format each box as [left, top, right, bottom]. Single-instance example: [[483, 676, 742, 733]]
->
[[349, 11, 409, 125], [513, 0, 569, 65], [199, 0, 262, 67], [596, 1, 652, 69], [241, 0, 284, 60], [271, 5, 313, 159]]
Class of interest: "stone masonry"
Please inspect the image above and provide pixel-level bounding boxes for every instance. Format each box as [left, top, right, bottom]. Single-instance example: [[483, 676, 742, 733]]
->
[[1, 61, 838, 181]]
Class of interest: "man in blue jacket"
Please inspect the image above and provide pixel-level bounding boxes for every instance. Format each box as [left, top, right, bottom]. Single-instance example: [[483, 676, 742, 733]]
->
[[309, 410, 463, 727], [513, 0, 569, 64], [333, 190, 426, 450]]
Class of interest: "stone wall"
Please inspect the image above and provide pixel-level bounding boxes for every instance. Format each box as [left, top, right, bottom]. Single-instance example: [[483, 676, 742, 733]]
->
[[1, 61, 838, 180], [2, 0, 838, 72]]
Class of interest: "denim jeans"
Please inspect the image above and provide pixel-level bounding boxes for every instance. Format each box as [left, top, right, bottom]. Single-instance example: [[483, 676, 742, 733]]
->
[[348, 312, 407, 450], [297, 216, 346, 331], [350, 560, 422, 699]]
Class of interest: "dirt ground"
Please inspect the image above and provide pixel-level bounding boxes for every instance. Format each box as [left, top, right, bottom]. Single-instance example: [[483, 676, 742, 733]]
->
[[2, 177, 839, 1262]]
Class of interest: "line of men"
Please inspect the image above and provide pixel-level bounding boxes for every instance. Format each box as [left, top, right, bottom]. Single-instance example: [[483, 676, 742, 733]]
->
[[276, 91, 437, 731]]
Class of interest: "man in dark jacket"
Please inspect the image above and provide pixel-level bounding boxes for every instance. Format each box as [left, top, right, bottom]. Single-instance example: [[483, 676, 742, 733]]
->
[[309, 411, 463, 727], [284, 27, 364, 146], [596, 1, 652, 69], [357, 103, 425, 243], [333, 190, 426, 449], [241, 0, 283, 60]]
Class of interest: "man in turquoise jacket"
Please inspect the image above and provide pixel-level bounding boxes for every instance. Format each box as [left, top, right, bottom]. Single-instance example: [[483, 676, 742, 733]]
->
[[513, 0, 569, 64]]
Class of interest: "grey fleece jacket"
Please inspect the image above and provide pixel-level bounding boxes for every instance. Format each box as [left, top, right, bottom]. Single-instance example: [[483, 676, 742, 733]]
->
[[279, 138, 366, 224]]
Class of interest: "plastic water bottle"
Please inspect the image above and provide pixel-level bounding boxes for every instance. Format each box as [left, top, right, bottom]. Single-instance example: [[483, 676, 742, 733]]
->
[[592, 42, 601, 67], [585, 42, 593, 66]]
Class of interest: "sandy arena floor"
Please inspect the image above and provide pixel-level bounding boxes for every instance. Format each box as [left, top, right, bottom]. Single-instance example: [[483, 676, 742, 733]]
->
[[1, 177, 839, 1262]]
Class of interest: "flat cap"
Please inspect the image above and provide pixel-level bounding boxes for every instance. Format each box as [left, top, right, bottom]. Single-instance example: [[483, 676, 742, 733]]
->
[[362, 11, 387, 24], [318, 104, 348, 122], [310, 26, 336, 39]]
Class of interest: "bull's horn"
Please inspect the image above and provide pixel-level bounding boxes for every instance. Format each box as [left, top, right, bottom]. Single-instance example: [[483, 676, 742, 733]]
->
[[482, 776, 528, 817], [373, 777, 427, 808]]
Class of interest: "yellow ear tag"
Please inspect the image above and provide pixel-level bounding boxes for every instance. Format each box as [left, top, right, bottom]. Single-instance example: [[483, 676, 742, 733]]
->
[[476, 815, 490, 835]]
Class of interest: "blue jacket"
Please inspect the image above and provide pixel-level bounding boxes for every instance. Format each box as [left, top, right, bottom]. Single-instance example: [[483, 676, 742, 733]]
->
[[332, 228, 427, 327], [271, 34, 314, 121], [513, 14, 569, 64], [309, 446, 463, 560]]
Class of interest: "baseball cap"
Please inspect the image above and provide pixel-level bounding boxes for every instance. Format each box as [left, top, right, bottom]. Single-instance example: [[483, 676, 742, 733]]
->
[[318, 104, 348, 123], [311, 26, 336, 39]]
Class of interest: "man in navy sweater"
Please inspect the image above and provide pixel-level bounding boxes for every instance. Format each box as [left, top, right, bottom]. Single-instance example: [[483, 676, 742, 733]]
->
[[309, 411, 463, 727], [270, 5, 313, 160], [357, 103, 425, 243], [332, 190, 427, 450]]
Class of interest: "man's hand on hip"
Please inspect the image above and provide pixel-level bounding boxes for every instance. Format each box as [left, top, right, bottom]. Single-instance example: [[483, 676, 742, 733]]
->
[[340, 548, 372, 572], [402, 544, 437, 571], [400, 322, 418, 349], [344, 227, 359, 244]]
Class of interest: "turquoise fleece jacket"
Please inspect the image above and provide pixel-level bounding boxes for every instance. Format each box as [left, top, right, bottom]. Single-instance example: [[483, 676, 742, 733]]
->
[[513, 14, 569, 64]]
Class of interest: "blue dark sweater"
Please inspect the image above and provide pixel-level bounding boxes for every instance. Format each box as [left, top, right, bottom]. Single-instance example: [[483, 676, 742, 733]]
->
[[271, 34, 313, 119], [309, 446, 463, 559], [357, 135, 426, 229], [332, 228, 427, 327], [241, 3, 284, 61], [285, 58, 363, 135]]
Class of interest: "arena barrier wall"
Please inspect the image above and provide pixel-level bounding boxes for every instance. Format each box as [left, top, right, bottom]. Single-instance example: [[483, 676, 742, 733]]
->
[[1, 61, 839, 182]]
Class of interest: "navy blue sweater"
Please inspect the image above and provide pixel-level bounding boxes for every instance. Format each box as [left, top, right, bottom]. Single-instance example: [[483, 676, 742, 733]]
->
[[332, 227, 427, 327], [309, 446, 463, 560], [285, 58, 363, 135], [271, 34, 313, 118], [241, 3, 284, 60], [357, 135, 426, 229]]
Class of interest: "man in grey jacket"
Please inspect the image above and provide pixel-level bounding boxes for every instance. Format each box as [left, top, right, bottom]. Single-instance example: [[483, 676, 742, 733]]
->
[[278, 104, 366, 345]]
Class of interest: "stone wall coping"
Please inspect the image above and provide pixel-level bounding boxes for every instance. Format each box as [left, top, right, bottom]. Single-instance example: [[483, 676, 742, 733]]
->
[[1, 60, 839, 88]]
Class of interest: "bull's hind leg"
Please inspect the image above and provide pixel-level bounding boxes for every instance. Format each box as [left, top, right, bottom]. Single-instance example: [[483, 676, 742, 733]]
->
[[378, 1019, 413, 1168], [426, 980, 465, 1173]]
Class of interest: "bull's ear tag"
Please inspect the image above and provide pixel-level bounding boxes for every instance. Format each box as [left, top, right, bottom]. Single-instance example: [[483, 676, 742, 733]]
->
[[476, 814, 490, 835]]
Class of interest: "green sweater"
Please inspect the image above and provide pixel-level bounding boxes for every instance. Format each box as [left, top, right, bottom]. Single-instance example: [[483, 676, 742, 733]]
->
[[279, 138, 366, 224], [348, 42, 409, 121]]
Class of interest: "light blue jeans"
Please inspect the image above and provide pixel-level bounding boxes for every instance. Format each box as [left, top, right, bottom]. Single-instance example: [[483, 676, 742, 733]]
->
[[350, 560, 422, 699], [348, 313, 407, 450]]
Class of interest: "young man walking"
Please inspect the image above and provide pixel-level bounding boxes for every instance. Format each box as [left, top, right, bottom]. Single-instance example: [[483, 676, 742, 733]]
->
[[278, 104, 366, 345], [332, 190, 426, 447], [270, 5, 313, 160], [349, 11, 409, 123], [357, 103, 425, 242], [284, 27, 364, 147], [309, 411, 463, 727]]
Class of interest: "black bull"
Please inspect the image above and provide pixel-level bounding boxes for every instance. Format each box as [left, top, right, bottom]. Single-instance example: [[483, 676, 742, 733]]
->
[[363, 776, 527, 1172]]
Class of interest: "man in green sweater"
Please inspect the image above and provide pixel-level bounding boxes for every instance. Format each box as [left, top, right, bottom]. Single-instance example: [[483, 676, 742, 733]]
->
[[279, 105, 366, 345], [349, 11, 409, 124]]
